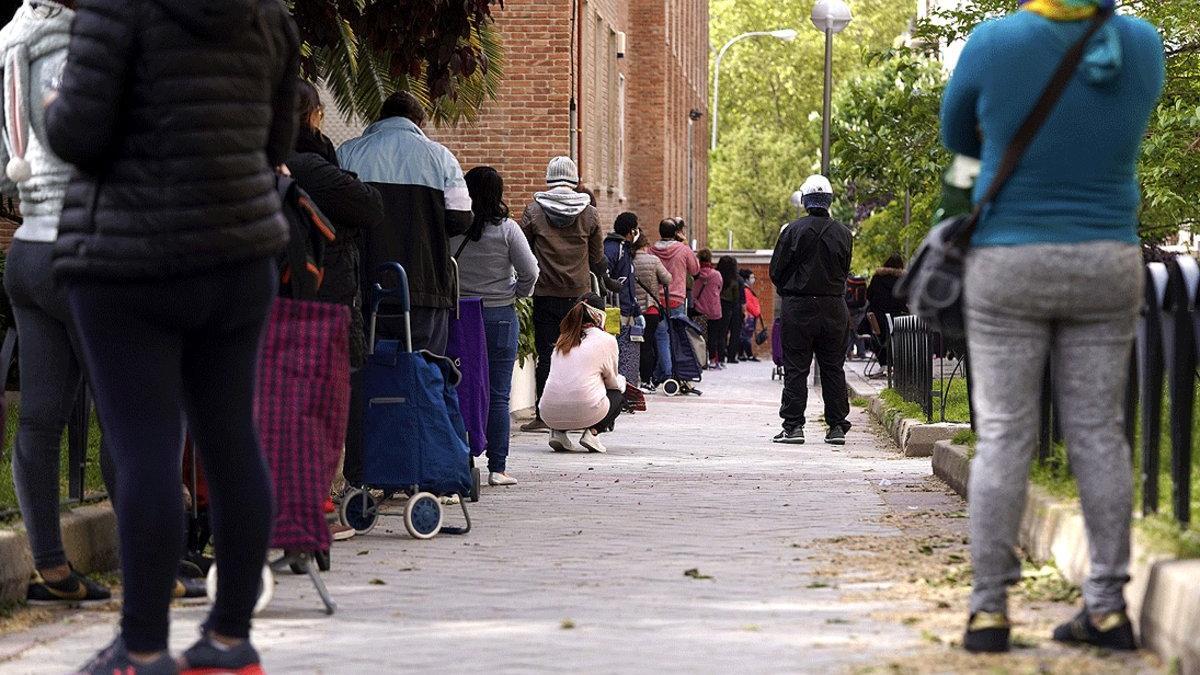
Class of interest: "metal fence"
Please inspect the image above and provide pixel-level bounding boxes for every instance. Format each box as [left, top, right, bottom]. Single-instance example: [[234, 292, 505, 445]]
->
[[890, 256, 1197, 531], [888, 315, 970, 423], [0, 327, 98, 521]]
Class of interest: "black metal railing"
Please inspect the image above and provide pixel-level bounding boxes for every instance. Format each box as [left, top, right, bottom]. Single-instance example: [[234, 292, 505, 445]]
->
[[0, 328, 98, 520], [889, 315, 970, 423]]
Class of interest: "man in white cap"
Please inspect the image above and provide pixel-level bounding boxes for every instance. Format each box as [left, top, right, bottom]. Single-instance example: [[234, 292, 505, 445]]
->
[[518, 156, 611, 435], [769, 175, 853, 445]]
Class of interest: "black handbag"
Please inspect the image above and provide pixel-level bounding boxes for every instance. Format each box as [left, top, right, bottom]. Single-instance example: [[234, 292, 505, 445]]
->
[[896, 9, 1113, 338], [755, 317, 769, 345]]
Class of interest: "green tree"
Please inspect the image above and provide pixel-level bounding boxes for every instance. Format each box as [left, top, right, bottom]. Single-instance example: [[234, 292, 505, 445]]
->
[[289, 0, 504, 126], [708, 0, 916, 248]]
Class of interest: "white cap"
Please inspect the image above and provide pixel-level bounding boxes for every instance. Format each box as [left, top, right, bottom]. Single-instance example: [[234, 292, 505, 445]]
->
[[800, 175, 833, 198]]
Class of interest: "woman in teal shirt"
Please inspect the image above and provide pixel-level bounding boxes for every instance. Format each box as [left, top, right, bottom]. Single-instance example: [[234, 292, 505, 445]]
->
[[940, 0, 1164, 655]]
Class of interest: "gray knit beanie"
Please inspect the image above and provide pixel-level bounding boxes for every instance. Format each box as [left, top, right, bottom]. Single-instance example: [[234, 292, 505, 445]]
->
[[546, 156, 579, 189]]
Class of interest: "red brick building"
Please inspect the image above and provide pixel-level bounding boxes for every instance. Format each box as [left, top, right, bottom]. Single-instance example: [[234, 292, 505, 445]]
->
[[429, 0, 710, 243]]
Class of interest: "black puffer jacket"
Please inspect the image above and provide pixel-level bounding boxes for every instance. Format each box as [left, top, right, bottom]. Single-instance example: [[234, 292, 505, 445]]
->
[[288, 129, 384, 367], [45, 0, 300, 281]]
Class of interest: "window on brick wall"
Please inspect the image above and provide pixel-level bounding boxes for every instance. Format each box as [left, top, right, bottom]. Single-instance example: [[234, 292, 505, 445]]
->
[[617, 73, 626, 201], [607, 28, 617, 191], [593, 12, 604, 186]]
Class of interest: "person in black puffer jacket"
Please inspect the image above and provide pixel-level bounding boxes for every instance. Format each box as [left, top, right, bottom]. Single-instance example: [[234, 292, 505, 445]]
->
[[44, 1, 298, 673], [287, 80, 383, 502], [288, 80, 384, 368]]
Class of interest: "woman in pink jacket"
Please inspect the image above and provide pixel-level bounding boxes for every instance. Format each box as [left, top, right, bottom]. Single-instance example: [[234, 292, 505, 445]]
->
[[538, 294, 626, 454], [691, 249, 724, 369]]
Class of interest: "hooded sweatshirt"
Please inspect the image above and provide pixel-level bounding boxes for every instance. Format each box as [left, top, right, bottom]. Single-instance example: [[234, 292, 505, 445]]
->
[[940, 10, 1164, 246], [0, 0, 73, 242], [691, 264, 722, 321], [519, 187, 606, 298], [650, 240, 700, 309]]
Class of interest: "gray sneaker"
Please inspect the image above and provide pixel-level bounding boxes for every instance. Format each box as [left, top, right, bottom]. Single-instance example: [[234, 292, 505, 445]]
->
[[74, 638, 178, 675], [772, 427, 805, 444], [549, 430, 577, 452]]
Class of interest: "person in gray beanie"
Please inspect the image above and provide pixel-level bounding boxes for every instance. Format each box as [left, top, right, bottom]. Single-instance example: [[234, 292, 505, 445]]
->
[[518, 156, 613, 436], [769, 175, 853, 446]]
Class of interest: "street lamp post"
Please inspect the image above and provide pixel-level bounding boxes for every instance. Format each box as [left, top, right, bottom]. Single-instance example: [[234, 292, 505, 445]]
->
[[710, 28, 798, 151], [811, 0, 852, 176]]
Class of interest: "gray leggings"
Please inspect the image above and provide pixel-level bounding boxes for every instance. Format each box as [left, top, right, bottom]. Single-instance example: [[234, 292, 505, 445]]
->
[[964, 242, 1142, 616], [4, 240, 88, 570]]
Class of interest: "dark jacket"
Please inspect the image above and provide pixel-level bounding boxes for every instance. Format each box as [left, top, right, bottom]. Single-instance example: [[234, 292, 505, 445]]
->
[[337, 117, 472, 309], [603, 233, 639, 317], [769, 213, 853, 298], [46, 0, 300, 280], [288, 129, 384, 367], [866, 267, 908, 320]]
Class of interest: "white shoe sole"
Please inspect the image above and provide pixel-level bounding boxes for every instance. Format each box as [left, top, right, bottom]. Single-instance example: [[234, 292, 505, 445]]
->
[[773, 436, 806, 445], [549, 438, 576, 453]]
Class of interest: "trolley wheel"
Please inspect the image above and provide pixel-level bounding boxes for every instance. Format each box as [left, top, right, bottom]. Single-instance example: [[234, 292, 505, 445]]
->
[[315, 548, 331, 572], [339, 488, 379, 535], [403, 492, 443, 540], [662, 379, 681, 397], [469, 466, 482, 503], [207, 563, 273, 615]]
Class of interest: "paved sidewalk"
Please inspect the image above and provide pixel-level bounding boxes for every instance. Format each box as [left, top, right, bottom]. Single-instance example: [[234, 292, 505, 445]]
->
[[0, 361, 1155, 673]]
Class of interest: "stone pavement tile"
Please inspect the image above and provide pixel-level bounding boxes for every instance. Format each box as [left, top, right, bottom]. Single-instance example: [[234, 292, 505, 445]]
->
[[2, 360, 1143, 674]]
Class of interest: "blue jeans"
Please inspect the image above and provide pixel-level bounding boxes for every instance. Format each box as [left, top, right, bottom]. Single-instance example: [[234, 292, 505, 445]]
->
[[483, 305, 519, 473], [653, 306, 686, 382]]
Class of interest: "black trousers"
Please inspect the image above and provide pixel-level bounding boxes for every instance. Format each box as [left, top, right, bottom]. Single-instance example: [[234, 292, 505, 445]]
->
[[533, 296, 579, 404], [640, 313, 661, 383], [726, 302, 744, 362], [68, 258, 276, 653], [595, 388, 625, 433], [780, 296, 851, 433], [708, 308, 729, 363]]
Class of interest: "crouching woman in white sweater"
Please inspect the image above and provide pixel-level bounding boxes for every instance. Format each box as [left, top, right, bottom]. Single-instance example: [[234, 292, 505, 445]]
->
[[538, 293, 626, 453]]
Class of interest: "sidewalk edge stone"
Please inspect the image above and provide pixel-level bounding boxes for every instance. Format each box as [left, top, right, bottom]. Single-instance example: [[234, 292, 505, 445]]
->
[[930, 441, 1199, 673], [857, 386, 968, 458], [0, 502, 118, 606]]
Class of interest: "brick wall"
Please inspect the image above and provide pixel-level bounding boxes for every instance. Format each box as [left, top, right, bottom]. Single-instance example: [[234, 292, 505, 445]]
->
[[428, 0, 709, 241]]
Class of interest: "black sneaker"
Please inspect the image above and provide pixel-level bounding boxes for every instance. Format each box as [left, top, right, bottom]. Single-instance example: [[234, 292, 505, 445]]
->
[[519, 417, 549, 432], [180, 634, 263, 675], [173, 576, 207, 600], [772, 427, 805, 444], [1052, 608, 1137, 651], [963, 612, 1011, 653], [74, 637, 178, 675], [825, 426, 847, 445], [27, 566, 112, 605]]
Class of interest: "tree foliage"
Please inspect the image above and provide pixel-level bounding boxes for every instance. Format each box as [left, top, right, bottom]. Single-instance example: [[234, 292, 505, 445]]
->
[[707, 0, 916, 249], [288, 0, 503, 126], [839, 0, 1200, 270]]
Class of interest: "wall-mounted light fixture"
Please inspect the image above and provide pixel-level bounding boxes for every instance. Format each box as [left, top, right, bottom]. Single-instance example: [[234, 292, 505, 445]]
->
[[616, 31, 627, 58]]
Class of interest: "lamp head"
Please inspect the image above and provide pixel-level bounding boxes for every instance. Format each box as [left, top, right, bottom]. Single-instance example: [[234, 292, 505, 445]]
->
[[810, 0, 852, 34], [771, 29, 799, 41]]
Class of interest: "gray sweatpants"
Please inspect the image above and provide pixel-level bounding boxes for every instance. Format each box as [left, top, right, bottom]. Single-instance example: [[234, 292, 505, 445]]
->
[[964, 241, 1142, 616]]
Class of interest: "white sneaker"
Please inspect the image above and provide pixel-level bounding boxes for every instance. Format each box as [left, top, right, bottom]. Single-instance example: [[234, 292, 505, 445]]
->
[[549, 430, 577, 453], [579, 430, 607, 453], [488, 472, 518, 486]]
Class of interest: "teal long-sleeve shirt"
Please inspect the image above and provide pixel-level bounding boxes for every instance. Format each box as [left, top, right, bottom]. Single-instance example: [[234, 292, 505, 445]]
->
[[940, 11, 1165, 247]]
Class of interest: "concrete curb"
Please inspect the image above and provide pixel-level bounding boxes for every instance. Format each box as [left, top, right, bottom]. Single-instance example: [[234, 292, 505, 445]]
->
[[930, 441, 1200, 673], [861, 393, 969, 458], [932, 440, 970, 498], [0, 502, 118, 606]]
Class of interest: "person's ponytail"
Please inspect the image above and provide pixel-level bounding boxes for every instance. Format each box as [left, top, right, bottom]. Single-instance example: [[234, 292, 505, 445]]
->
[[555, 303, 590, 355]]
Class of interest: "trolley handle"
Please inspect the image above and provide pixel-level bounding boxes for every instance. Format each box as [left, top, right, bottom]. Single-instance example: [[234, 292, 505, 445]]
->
[[369, 262, 413, 354], [450, 257, 461, 321]]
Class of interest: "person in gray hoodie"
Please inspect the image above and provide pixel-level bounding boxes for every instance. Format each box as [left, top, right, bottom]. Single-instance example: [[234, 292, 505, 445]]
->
[[518, 156, 613, 436], [0, 0, 113, 606]]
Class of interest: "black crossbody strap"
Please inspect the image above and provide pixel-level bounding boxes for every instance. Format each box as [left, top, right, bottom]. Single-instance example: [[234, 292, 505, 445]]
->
[[957, 9, 1113, 245]]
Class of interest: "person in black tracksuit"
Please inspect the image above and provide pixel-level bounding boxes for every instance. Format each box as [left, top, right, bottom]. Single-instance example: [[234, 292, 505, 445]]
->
[[769, 175, 853, 446]]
